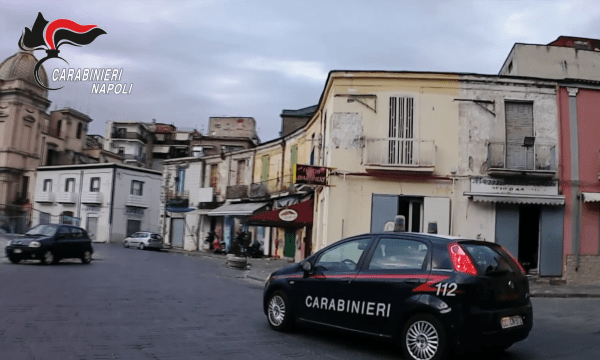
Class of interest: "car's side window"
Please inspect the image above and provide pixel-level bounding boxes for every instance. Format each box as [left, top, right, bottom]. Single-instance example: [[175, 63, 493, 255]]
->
[[368, 238, 429, 270], [314, 238, 371, 272], [151, 234, 161, 240], [72, 228, 83, 239], [57, 227, 70, 239]]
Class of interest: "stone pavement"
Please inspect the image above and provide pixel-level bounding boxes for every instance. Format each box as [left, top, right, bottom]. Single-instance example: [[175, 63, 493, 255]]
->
[[118, 246, 600, 298]]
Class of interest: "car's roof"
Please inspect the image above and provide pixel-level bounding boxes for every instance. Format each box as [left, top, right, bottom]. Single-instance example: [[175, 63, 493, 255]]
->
[[358, 232, 476, 243]]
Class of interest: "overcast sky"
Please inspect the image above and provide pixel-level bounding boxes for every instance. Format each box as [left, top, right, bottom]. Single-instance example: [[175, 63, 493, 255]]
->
[[1, 0, 599, 141]]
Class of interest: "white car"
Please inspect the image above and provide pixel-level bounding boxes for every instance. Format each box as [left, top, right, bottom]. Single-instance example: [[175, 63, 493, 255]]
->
[[123, 232, 163, 250]]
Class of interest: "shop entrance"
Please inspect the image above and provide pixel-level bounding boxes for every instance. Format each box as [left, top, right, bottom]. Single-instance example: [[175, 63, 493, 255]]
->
[[495, 204, 541, 274]]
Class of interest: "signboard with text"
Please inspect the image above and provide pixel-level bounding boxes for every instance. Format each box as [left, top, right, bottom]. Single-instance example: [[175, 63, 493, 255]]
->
[[470, 177, 559, 196], [294, 164, 328, 186]]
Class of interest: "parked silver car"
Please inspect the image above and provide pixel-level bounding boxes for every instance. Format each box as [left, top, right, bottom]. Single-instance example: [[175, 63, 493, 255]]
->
[[123, 232, 163, 250]]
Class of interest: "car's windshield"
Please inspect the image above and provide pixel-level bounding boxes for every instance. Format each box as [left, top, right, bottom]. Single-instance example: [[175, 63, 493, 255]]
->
[[25, 225, 58, 237]]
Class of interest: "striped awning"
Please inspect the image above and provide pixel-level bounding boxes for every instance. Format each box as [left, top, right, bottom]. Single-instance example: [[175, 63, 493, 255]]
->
[[464, 192, 565, 206], [583, 192, 600, 203]]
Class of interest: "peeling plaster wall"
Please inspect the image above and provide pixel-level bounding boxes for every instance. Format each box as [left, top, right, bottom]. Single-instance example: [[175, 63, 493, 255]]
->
[[454, 76, 558, 241]]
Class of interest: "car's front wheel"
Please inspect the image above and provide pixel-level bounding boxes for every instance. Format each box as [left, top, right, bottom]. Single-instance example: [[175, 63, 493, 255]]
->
[[139, 242, 145, 250], [81, 250, 92, 264], [266, 290, 294, 331], [401, 313, 448, 360], [40, 250, 55, 265], [123, 241, 129, 248]]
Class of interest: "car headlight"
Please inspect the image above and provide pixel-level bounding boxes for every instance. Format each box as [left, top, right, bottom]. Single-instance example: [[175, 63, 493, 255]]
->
[[29, 241, 41, 248]]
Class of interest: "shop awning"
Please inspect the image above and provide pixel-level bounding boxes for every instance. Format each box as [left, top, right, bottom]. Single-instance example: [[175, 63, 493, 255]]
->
[[583, 192, 600, 202], [464, 192, 565, 206], [207, 202, 268, 217], [166, 206, 195, 213], [247, 199, 314, 227]]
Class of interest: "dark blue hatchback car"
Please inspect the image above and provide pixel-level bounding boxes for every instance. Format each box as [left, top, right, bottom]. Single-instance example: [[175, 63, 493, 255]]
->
[[263, 232, 532, 360], [5, 224, 94, 265]]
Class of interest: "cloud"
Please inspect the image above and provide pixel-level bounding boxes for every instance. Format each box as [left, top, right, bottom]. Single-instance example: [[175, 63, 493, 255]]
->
[[238, 57, 328, 82]]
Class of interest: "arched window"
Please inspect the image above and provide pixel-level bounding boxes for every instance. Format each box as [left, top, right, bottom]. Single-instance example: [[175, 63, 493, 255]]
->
[[61, 211, 75, 225], [77, 122, 83, 139]]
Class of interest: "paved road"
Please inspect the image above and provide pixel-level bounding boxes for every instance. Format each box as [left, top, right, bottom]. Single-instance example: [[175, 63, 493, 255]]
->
[[1, 242, 600, 359]]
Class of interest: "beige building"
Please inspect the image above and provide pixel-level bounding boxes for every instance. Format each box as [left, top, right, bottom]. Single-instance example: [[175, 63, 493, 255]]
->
[[500, 36, 600, 81], [0, 50, 97, 231]]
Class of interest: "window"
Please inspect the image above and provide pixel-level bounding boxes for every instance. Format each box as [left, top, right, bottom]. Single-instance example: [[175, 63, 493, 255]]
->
[[76, 122, 83, 139], [21, 176, 29, 198], [315, 238, 371, 272], [131, 180, 144, 196], [290, 145, 298, 174], [388, 96, 415, 165], [118, 147, 125, 156], [176, 168, 185, 192], [43, 179, 52, 192], [236, 160, 246, 185], [71, 227, 84, 239], [261, 155, 269, 182], [210, 164, 218, 188], [505, 101, 534, 170], [57, 226, 71, 237], [39, 212, 51, 225], [368, 238, 428, 270], [61, 211, 75, 225], [56, 120, 62, 138], [90, 177, 100, 192], [65, 178, 75, 192]]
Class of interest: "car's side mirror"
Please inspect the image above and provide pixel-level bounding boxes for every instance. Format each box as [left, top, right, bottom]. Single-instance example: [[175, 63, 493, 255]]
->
[[302, 261, 312, 273]]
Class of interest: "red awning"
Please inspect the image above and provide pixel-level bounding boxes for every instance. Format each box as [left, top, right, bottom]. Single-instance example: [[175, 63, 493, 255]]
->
[[247, 199, 313, 228]]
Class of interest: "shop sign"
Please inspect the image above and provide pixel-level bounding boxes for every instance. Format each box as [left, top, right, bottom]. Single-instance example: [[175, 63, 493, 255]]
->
[[294, 164, 328, 186], [125, 207, 144, 216], [84, 206, 101, 212], [278, 208, 298, 222], [470, 177, 559, 196]]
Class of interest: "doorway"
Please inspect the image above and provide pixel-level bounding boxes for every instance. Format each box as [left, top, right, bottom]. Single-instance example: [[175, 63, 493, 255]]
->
[[127, 219, 141, 237], [284, 228, 295, 258], [170, 218, 184, 248], [87, 216, 98, 241], [518, 205, 540, 272]]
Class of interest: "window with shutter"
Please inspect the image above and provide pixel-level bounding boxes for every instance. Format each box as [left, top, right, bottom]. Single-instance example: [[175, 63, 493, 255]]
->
[[505, 102, 534, 170], [388, 97, 415, 165]]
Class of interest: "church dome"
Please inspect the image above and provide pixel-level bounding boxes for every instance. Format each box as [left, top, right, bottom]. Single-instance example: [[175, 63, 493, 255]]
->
[[0, 51, 48, 88]]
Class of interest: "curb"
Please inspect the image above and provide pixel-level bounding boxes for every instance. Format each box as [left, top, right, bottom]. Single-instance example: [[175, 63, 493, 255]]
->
[[530, 293, 600, 298]]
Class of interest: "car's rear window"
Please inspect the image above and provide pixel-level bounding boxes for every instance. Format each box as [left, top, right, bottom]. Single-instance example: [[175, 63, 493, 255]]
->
[[460, 243, 522, 275]]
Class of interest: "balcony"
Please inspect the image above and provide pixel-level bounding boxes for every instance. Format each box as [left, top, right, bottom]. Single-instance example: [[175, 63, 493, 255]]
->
[[166, 190, 189, 208], [126, 194, 149, 208], [363, 138, 436, 171], [226, 185, 249, 199], [56, 192, 77, 204], [81, 192, 103, 204], [111, 131, 149, 143], [35, 192, 55, 203], [487, 143, 557, 177]]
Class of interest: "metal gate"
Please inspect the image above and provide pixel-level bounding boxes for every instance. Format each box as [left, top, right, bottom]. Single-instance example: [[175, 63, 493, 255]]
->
[[371, 194, 399, 232], [495, 203, 520, 258], [171, 218, 184, 248], [126, 219, 141, 237]]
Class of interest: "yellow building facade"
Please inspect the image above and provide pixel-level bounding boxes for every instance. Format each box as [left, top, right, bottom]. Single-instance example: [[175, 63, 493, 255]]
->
[[306, 71, 461, 250]]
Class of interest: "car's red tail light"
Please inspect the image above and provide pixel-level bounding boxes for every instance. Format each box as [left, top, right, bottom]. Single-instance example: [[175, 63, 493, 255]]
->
[[448, 242, 478, 276], [500, 246, 526, 275]]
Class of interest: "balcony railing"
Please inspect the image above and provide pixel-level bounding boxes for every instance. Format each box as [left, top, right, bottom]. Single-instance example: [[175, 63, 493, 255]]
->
[[126, 194, 149, 208], [56, 192, 77, 204], [35, 192, 55, 203], [488, 143, 557, 172], [249, 175, 295, 198], [81, 192, 103, 204], [226, 185, 249, 199], [112, 131, 149, 143], [364, 139, 436, 167]]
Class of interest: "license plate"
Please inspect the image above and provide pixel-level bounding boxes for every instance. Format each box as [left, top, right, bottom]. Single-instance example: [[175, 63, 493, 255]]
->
[[14, 249, 22, 254], [501, 315, 523, 329]]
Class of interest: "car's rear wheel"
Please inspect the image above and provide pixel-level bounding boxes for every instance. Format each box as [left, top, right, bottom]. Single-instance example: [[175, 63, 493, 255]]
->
[[267, 290, 294, 331], [402, 313, 447, 360], [40, 250, 55, 265], [81, 250, 92, 264], [123, 241, 129, 248], [8, 256, 20, 264], [139, 243, 145, 250]]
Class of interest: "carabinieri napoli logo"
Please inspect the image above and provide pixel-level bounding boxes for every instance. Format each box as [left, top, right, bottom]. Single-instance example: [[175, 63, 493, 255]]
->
[[19, 13, 132, 94]]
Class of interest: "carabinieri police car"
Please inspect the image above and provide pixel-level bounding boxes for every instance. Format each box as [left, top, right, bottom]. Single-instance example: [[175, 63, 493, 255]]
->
[[263, 232, 532, 360]]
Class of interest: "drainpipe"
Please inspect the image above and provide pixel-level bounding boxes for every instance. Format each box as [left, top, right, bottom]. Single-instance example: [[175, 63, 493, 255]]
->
[[76, 170, 84, 225], [280, 139, 286, 193], [108, 165, 117, 242], [567, 87, 581, 271]]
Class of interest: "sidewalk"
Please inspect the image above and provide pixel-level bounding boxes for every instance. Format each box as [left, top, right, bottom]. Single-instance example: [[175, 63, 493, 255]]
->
[[161, 247, 294, 282], [161, 247, 600, 297]]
